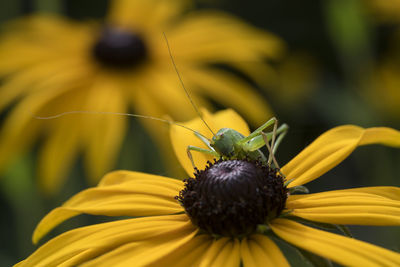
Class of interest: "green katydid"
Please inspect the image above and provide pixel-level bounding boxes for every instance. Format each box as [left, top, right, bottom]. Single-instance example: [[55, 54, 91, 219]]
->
[[163, 32, 289, 169], [185, 117, 288, 169]]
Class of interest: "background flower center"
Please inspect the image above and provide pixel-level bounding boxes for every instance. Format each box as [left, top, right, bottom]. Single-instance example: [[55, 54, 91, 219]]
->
[[92, 26, 147, 69]]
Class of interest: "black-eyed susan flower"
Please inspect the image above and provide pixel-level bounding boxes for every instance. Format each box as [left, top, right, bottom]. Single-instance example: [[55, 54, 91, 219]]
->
[[0, 0, 283, 193], [17, 109, 400, 266]]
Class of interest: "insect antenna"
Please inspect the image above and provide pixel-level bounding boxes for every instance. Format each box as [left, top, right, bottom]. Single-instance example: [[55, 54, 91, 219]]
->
[[163, 32, 216, 138], [33, 110, 210, 139]]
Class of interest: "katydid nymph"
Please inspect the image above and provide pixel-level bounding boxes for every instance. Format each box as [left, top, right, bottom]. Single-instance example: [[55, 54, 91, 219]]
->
[[186, 117, 288, 169], [163, 32, 289, 170]]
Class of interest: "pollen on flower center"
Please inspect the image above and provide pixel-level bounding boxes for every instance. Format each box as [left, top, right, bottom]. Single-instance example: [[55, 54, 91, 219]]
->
[[177, 159, 288, 237], [92, 27, 147, 69]]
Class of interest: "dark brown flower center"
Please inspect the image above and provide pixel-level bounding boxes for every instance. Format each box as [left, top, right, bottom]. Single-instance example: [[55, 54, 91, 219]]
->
[[177, 159, 288, 237], [92, 27, 147, 69]]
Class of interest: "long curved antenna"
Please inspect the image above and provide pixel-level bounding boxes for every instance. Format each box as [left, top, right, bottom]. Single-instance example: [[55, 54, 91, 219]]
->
[[33, 110, 211, 140], [163, 32, 216, 137]]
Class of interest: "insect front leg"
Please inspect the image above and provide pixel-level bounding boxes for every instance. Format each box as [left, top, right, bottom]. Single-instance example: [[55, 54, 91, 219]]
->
[[187, 146, 219, 168]]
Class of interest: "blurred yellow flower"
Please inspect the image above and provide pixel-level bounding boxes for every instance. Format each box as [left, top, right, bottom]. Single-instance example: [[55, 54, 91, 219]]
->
[[0, 0, 283, 193], [17, 110, 400, 266], [367, 60, 400, 119], [270, 52, 319, 111], [365, 0, 400, 23], [359, 1, 400, 119]]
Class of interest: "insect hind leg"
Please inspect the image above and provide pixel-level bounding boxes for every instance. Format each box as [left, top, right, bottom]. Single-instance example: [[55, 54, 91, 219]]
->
[[261, 132, 281, 169], [261, 120, 289, 169]]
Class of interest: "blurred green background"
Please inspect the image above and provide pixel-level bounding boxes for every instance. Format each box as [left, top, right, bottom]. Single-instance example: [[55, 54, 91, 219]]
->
[[0, 0, 399, 266]]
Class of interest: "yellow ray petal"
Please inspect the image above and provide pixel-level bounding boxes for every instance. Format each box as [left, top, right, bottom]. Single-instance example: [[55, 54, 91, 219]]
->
[[151, 234, 213, 267], [338, 186, 400, 199], [108, 0, 187, 31], [19, 215, 193, 267], [129, 81, 190, 178], [98, 170, 183, 188], [144, 68, 198, 121], [251, 235, 290, 267], [287, 187, 400, 225], [289, 186, 400, 201], [82, 226, 198, 267], [130, 77, 170, 141], [232, 60, 279, 87], [212, 238, 241, 267], [198, 237, 230, 267], [170, 109, 250, 176], [198, 238, 240, 267], [83, 77, 128, 184], [38, 113, 82, 194], [281, 125, 400, 187], [0, 78, 79, 173], [0, 16, 92, 74], [0, 58, 83, 111], [271, 218, 400, 267], [240, 238, 258, 267], [240, 235, 289, 267], [0, 103, 41, 172], [33, 171, 184, 244], [37, 84, 94, 193], [169, 11, 284, 62], [185, 67, 273, 126]]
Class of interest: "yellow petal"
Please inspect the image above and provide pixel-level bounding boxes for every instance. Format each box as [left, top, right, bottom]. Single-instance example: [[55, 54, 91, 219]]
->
[[233, 60, 279, 87], [0, 78, 77, 173], [281, 125, 400, 187], [212, 238, 240, 267], [271, 218, 400, 267], [0, 15, 91, 75], [287, 186, 400, 225], [130, 81, 189, 178], [170, 109, 250, 176], [144, 68, 198, 121], [198, 238, 240, 267], [83, 77, 128, 184], [0, 58, 82, 111], [198, 238, 229, 267], [108, 0, 187, 31], [36, 80, 93, 193], [18, 215, 193, 267], [169, 11, 284, 63], [150, 234, 213, 267], [240, 235, 289, 267], [185, 67, 273, 126], [38, 112, 81, 194], [33, 171, 184, 244], [82, 224, 198, 267]]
